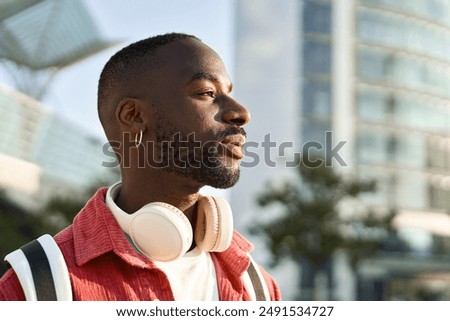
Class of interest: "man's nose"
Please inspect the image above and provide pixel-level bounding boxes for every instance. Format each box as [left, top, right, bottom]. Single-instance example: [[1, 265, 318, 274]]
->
[[221, 97, 251, 127]]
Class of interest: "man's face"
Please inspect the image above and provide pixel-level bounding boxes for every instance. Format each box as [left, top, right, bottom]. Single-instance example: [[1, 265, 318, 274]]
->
[[139, 39, 250, 189]]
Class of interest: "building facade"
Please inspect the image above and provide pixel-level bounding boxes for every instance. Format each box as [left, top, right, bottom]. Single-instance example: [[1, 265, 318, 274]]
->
[[232, 0, 450, 300], [0, 84, 117, 209]]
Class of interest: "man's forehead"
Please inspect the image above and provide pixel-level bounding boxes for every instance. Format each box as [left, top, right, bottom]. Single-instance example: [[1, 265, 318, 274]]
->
[[151, 39, 230, 84], [153, 39, 224, 69]]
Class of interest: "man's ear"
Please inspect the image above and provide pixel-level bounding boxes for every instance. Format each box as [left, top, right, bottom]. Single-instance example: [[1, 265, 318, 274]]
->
[[116, 98, 151, 134]]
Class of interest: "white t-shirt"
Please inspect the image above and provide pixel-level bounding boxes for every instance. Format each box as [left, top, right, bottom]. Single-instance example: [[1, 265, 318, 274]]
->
[[153, 247, 219, 300]]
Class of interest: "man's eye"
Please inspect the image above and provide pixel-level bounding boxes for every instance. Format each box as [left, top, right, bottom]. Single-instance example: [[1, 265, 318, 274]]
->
[[200, 91, 216, 98]]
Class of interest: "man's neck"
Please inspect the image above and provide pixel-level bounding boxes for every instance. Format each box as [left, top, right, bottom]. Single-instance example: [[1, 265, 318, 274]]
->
[[115, 170, 202, 227]]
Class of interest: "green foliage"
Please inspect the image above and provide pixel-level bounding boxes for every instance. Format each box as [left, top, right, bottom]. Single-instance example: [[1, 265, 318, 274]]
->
[[0, 180, 110, 276], [250, 154, 395, 269], [31, 194, 89, 236], [0, 190, 38, 275]]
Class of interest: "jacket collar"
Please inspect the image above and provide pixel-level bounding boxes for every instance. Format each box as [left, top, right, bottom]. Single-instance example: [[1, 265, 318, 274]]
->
[[72, 188, 152, 268], [72, 188, 253, 275]]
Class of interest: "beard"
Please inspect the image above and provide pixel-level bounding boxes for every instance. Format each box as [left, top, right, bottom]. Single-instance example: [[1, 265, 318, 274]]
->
[[150, 113, 245, 189]]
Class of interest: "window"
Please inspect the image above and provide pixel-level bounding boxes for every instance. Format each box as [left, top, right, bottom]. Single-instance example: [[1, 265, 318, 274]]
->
[[395, 170, 427, 210], [394, 133, 426, 168], [357, 127, 391, 164], [429, 179, 450, 210], [357, 49, 389, 81], [360, 0, 450, 28], [303, 79, 331, 116], [426, 137, 450, 171], [302, 118, 331, 146], [303, 0, 331, 34], [357, 90, 390, 122], [394, 96, 450, 133], [357, 7, 450, 62], [303, 39, 331, 74]]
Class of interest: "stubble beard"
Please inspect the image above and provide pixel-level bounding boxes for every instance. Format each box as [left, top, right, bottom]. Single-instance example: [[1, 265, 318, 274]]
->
[[153, 114, 242, 189]]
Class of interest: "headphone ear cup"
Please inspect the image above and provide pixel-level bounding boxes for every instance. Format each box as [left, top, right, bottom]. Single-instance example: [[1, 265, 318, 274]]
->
[[195, 196, 233, 252], [128, 202, 193, 262]]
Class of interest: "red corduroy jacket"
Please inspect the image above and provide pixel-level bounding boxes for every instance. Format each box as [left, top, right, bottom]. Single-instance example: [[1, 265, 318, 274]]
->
[[0, 188, 281, 301]]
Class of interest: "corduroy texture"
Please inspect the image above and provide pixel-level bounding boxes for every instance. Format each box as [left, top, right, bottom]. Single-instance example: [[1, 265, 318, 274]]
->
[[0, 188, 281, 301]]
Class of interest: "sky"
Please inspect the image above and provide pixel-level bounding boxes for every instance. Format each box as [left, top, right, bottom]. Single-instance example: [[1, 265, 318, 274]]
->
[[35, 0, 236, 139]]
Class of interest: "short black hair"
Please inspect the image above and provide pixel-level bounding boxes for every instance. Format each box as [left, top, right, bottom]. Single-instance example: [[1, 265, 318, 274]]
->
[[97, 32, 200, 138]]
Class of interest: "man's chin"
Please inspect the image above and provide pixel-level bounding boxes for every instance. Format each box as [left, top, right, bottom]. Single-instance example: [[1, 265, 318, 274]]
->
[[159, 163, 240, 189], [195, 167, 240, 190], [207, 178, 239, 189]]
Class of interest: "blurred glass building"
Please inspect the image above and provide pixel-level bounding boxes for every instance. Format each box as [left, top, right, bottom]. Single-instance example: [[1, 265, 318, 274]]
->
[[232, 0, 450, 300], [0, 85, 116, 209], [0, 0, 119, 208]]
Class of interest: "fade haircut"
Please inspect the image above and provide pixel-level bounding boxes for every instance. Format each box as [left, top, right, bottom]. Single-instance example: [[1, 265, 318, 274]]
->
[[97, 32, 200, 139]]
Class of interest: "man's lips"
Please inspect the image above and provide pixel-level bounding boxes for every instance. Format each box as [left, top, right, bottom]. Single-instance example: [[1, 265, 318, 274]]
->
[[220, 135, 246, 160]]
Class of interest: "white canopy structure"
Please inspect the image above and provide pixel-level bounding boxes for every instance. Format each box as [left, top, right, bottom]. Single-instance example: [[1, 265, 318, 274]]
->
[[0, 0, 118, 98]]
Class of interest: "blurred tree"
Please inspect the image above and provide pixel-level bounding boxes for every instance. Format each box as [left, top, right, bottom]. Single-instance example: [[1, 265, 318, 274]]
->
[[31, 192, 91, 237], [0, 190, 38, 276], [31, 179, 113, 237], [250, 155, 395, 300], [0, 179, 112, 277]]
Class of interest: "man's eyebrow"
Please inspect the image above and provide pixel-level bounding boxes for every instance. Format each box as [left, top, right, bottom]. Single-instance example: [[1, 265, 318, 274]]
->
[[188, 72, 233, 92]]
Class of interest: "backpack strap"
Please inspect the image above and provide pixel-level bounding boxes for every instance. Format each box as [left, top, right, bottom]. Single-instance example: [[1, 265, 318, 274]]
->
[[4, 234, 72, 301], [242, 254, 271, 301]]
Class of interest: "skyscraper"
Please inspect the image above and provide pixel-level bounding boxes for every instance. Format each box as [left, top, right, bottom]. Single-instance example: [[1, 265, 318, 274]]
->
[[232, 0, 450, 300]]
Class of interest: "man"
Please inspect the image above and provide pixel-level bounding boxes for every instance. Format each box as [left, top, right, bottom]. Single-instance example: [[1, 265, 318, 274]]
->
[[0, 33, 281, 300]]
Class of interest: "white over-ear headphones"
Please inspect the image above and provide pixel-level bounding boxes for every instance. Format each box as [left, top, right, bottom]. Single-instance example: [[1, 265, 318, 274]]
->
[[105, 182, 234, 262]]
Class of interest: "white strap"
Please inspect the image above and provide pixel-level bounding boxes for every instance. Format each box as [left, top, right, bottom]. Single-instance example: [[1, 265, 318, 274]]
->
[[242, 254, 271, 301], [5, 234, 72, 301], [37, 235, 72, 300], [242, 270, 257, 301], [4, 249, 37, 300]]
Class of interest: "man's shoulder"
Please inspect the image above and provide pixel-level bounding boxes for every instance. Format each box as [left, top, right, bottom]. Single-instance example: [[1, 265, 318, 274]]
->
[[54, 224, 76, 266], [230, 231, 254, 252], [53, 187, 111, 266], [0, 266, 25, 300], [0, 189, 107, 301], [0, 228, 76, 301]]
